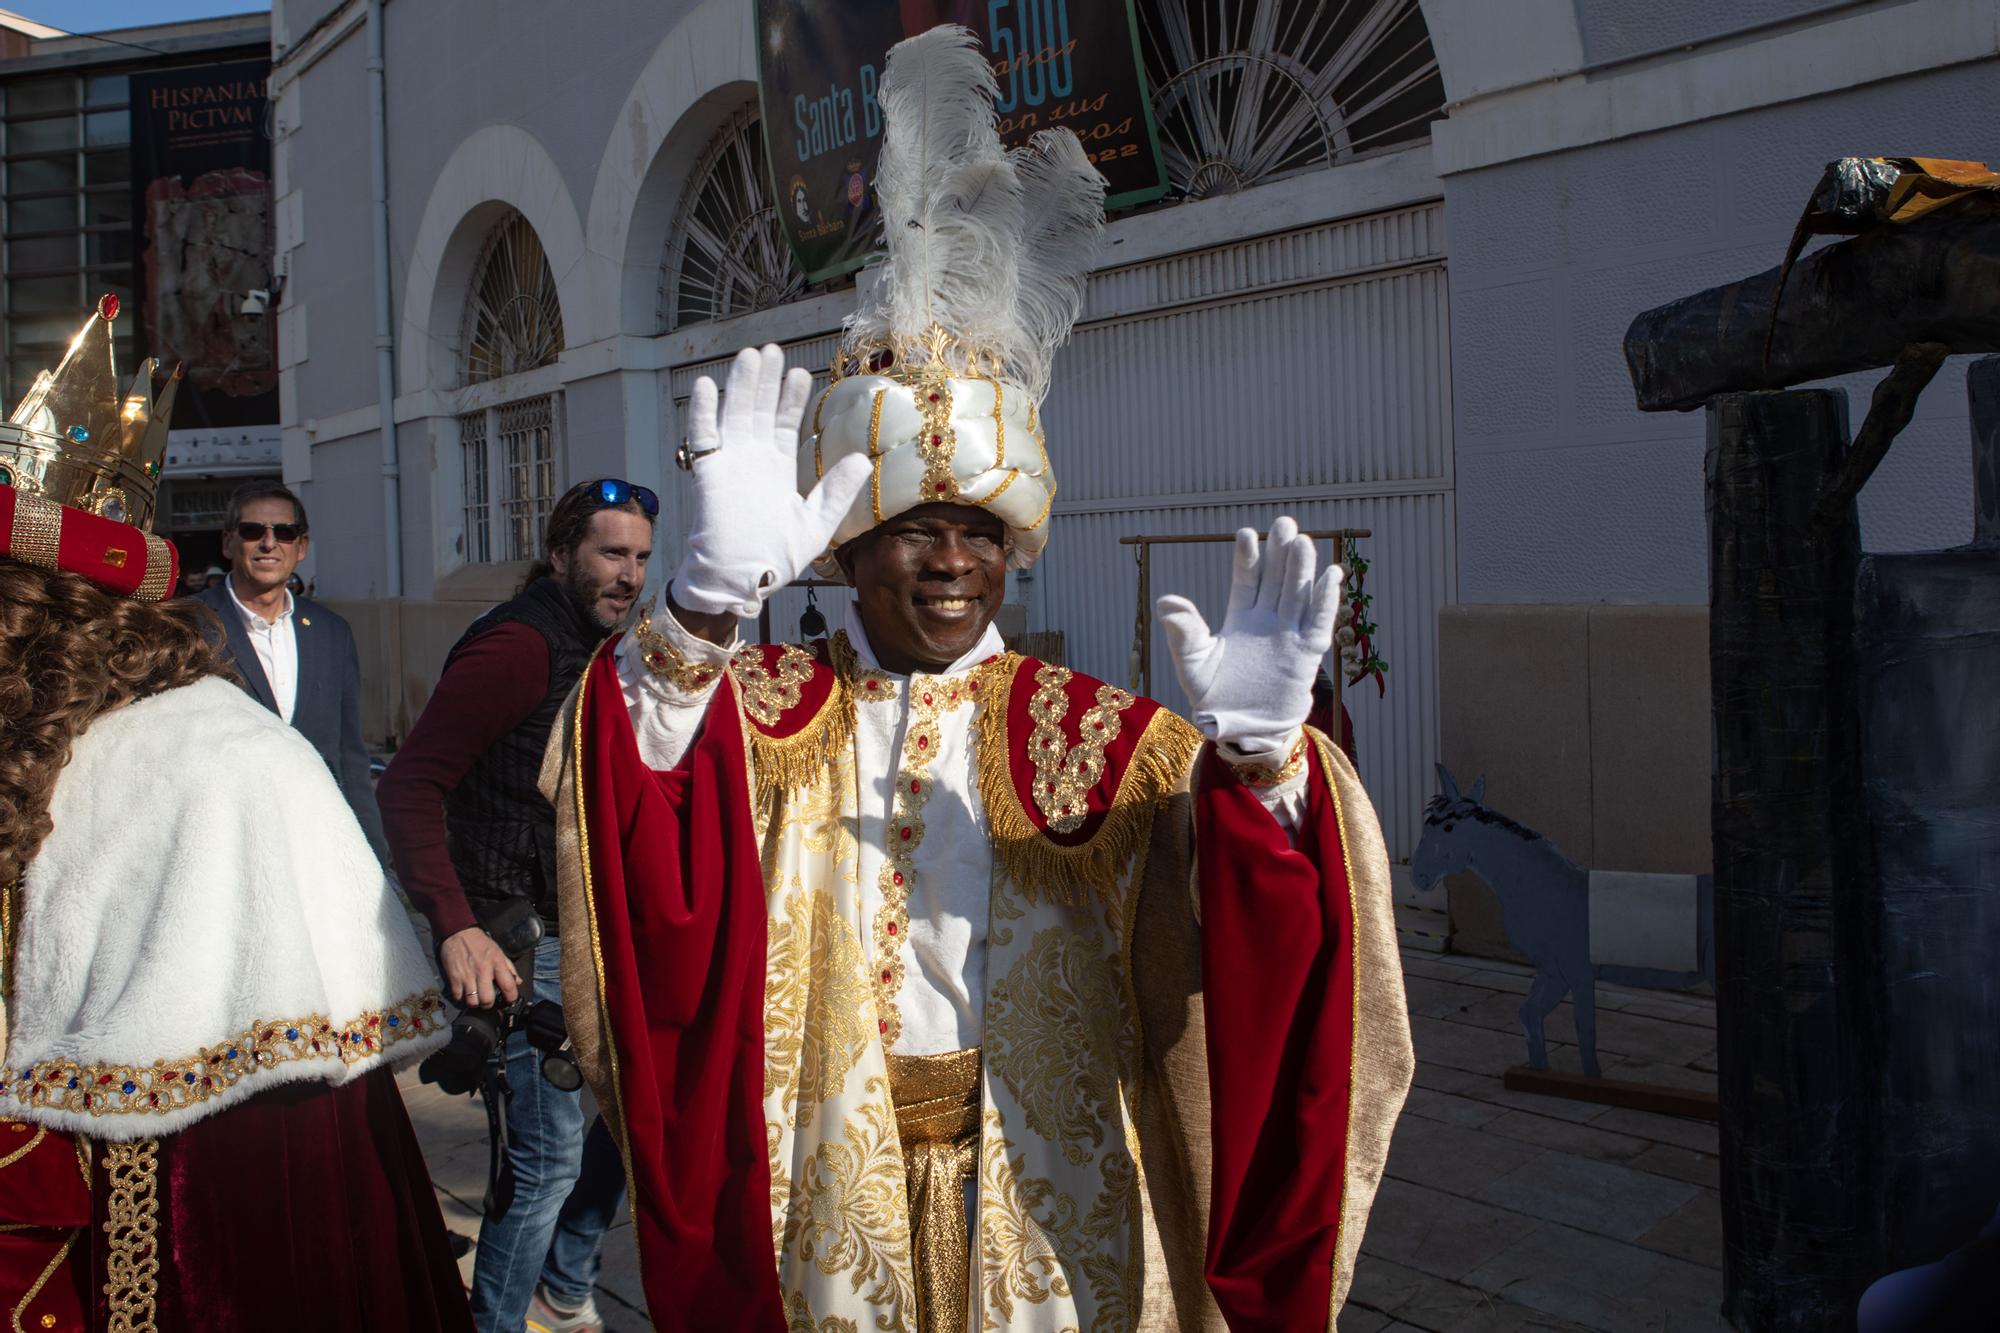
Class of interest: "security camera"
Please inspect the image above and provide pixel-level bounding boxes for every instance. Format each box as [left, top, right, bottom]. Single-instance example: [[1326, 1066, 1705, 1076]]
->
[[240, 288, 270, 320]]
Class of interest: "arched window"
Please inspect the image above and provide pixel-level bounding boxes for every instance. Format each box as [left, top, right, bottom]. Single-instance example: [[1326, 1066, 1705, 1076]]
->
[[660, 100, 806, 331], [1138, 0, 1445, 200], [458, 209, 565, 562], [463, 209, 565, 383]]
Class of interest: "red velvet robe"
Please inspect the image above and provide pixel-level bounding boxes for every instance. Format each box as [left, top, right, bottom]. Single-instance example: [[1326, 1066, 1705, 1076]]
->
[[0, 1070, 471, 1333], [552, 641, 1411, 1332]]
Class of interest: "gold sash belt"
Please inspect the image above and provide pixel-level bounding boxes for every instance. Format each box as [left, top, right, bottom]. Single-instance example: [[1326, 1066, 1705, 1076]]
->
[[887, 1046, 981, 1333]]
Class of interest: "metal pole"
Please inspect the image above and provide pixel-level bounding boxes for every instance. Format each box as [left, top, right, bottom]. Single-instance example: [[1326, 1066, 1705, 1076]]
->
[[1116, 528, 1372, 546], [367, 0, 402, 597], [1136, 542, 1150, 698], [1331, 533, 1352, 732]]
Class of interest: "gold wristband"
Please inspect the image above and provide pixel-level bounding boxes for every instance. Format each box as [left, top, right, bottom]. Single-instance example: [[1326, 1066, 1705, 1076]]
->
[[1227, 734, 1309, 790]]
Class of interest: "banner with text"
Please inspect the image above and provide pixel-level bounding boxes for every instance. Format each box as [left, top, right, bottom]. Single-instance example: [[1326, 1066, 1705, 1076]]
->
[[128, 57, 276, 431], [756, 1, 1166, 283]]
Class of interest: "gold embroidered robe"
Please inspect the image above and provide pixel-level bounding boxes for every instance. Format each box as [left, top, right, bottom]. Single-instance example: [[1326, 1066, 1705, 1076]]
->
[[546, 634, 1413, 1332]]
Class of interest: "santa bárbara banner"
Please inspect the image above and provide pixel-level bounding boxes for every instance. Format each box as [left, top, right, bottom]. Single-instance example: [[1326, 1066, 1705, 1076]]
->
[[757, 0, 1166, 283]]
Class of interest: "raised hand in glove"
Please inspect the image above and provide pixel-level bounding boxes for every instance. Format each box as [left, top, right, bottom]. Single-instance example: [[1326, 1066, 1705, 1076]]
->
[[1155, 516, 1343, 754], [670, 344, 872, 619]]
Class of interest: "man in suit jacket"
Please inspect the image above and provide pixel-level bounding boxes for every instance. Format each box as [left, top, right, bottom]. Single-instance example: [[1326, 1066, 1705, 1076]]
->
[[200, 481, 390, 866]]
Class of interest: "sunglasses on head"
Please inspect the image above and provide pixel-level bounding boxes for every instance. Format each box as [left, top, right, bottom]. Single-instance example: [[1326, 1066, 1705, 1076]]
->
[[235, 521, 306, 543], [587, 478, 659, 517]]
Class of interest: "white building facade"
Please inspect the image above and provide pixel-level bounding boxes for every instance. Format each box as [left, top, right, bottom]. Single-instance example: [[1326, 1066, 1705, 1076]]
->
[[270, 0, 2000, 950]]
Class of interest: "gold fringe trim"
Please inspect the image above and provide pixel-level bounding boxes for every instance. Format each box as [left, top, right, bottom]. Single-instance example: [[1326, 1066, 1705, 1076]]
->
[[101, 1138, 159, 1333], [746, 683, 856, 812], [977, 698, 1202, 905]]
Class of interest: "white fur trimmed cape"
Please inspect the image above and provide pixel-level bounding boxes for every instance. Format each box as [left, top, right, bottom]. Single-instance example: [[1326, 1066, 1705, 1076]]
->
[[1, 676, 447, 1139]]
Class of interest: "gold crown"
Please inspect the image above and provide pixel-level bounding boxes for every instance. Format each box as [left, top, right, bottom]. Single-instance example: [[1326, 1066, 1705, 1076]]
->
[[0, 294, 181, 531], [827, 323, 1007, 387]]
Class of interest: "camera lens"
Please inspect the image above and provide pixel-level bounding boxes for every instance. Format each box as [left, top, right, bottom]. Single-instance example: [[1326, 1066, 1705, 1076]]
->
[[541, 1046, 584, 1093]]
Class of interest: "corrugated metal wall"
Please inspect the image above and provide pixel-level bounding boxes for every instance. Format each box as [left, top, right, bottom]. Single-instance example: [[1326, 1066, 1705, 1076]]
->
[[666, 202, 1453, 859]]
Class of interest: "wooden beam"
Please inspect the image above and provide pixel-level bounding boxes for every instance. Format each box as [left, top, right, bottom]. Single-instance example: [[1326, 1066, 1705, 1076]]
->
[[1502, 1065, 1719, 1122], [1623, 201, 2000, 411]]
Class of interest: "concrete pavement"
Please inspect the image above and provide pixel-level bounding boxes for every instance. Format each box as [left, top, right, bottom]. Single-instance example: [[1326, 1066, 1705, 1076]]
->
[[399, 948, 1724, 1332]]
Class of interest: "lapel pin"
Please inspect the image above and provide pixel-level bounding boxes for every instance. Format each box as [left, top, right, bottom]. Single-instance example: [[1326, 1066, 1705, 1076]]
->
[[300, 616, 311, 626]]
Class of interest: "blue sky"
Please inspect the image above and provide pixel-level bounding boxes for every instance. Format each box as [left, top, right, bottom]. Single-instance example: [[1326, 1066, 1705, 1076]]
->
[[6, 2, 268, 34]]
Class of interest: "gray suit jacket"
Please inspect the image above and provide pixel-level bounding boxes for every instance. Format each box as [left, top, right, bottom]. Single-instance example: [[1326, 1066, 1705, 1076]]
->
[[198, 582, 390, 866]]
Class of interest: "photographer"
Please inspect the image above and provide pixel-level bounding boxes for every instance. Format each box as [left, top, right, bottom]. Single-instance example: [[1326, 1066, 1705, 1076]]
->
[[379, 479, 655, 1333]]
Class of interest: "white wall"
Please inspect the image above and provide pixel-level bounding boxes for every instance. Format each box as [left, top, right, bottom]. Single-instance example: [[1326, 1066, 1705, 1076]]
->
[[1446, 56, 2000, 604], [273, 0, 711, 599], [1572, 0, 1864, 66], [277, 0, 2000, 614]]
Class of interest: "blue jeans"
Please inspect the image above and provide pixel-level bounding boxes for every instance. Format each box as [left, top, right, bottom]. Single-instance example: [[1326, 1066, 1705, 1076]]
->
[[468, 935, 628, 1333]]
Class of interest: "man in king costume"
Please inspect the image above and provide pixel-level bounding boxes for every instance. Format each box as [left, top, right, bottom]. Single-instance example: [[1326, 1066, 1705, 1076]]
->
[[547, 28, 1413, 1333]]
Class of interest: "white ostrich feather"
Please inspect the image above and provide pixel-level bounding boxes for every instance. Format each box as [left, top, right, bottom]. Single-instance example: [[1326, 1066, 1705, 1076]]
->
[[850, 26, 1022, 368], [848, 24, 1105, 399], [1008, 129, 1106, 399]]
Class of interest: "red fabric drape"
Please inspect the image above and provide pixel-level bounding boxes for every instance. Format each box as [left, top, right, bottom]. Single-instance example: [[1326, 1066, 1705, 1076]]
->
[[0, 1124, 90, 1332], [574, 651, 784, 1330], [89, 1068, 470, 1332], [0, 1070, 468, 1333], [1197, 740, 1357, 1332]]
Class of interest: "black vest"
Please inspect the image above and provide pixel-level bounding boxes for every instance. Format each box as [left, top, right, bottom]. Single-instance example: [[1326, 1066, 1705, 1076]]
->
[[442, 576, 605, 930]]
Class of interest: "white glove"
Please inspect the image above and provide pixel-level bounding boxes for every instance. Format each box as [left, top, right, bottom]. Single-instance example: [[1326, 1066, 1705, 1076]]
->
[[1155, 516, 1342, 753], [671, 345, 873, 617]]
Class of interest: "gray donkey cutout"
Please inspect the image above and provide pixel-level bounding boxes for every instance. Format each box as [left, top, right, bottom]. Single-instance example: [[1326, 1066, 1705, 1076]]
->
[[1411, 764, 1601, 1078]]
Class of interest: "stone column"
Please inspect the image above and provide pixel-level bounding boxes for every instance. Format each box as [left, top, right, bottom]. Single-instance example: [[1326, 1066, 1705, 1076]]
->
[[1706, 390, 1874, 1331]]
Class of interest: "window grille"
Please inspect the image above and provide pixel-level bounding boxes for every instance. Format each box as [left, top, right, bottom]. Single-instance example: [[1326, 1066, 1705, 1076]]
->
[[1137, 0, 1445, 200], [463, 209, 564, 385], [497, 395, 557, 562], [660, 100, 805, 331], [459, 408, 490, 563], [455, 209, 566, 567]]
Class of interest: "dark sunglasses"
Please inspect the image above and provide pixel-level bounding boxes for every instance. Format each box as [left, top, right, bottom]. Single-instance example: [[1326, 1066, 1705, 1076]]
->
[[235, 521, 306, 543], [586, 478, 658, 517]]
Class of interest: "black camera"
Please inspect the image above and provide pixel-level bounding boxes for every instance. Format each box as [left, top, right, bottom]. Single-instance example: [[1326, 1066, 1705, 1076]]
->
[[418, 898, 580, 1095]]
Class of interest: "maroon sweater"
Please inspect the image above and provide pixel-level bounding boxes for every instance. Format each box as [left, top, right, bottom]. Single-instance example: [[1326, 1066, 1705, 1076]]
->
[[378, 621, 547, 942]]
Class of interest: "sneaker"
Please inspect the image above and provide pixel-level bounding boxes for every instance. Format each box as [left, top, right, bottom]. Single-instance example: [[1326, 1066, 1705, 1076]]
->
[[524, 1284, 604, 1333]]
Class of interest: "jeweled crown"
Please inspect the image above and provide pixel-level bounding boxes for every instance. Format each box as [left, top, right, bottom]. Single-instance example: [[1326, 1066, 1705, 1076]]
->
[[0, 294, 181, 530]]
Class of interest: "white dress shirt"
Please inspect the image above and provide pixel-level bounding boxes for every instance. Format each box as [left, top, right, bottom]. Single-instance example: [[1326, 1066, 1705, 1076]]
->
[[226, 578, 299, 724]]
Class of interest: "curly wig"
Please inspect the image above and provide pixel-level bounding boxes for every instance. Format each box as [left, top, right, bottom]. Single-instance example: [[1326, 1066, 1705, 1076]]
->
[[0, 563, 231, 885]]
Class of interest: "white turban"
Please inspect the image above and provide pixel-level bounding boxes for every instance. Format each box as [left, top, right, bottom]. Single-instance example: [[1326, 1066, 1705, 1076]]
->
[[804, 365, 1055, 576], [795, 25, 1102, 580]]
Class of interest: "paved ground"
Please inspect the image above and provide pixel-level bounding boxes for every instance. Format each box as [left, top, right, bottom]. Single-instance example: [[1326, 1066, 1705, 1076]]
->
[[400, 948, 1724, 1332], [1348, 952, 1726, 1333]]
